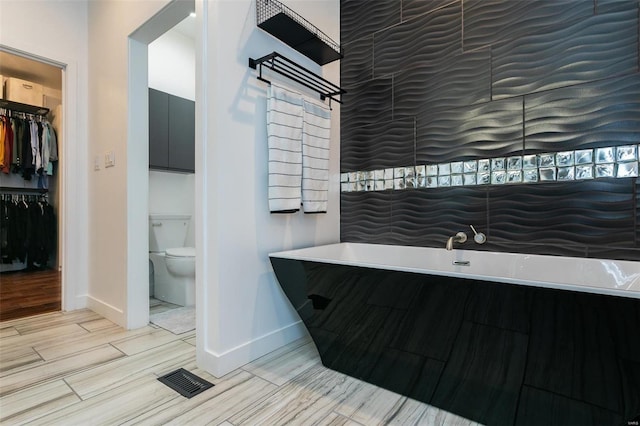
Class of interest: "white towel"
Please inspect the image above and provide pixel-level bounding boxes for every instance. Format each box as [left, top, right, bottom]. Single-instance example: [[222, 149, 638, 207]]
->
[[267, 85, 304, 213], [302, 99, 331, 213]]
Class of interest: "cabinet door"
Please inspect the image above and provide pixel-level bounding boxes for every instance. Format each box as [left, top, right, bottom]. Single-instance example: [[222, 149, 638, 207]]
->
[[149, 89, 169, 169], [168, 95, 195, 172]]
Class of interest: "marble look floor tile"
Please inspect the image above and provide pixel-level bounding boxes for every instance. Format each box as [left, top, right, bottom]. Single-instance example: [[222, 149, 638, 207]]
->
[[110, 327, 183, 355], [431, 321, 528, 425], [333, 376, 406, 425], [242, 337, 319, 386], [0, 326, 19, 338], [66, 340, 194, 399], [35, 325, 155, 361], [217, 422, 234, 426], [0, 344, 124, 397], [78, 318, 117, 332], [127, 370, 277, 426], [28, 373, 180, 425], [0, 379, 80, 424], [8, 309, 102, 335], [384, 398, 481, 426], [515, 385, 623, 426], [1, 323, 87, 350], [183, 335, 196, 346], [230, 365, 356, 425], [1, 324, 88, 376], [0, 348, 42, 374], [317, 411, 364, 426]]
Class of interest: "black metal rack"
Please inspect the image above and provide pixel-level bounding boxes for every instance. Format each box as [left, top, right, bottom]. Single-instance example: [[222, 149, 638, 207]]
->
[[256, 0, 342, 65], [249, 52, 346, 105], [0, 99, 49, 116]]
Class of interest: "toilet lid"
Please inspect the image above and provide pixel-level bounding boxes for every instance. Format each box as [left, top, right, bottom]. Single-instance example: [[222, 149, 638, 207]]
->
[[165, 247, 196, 258]]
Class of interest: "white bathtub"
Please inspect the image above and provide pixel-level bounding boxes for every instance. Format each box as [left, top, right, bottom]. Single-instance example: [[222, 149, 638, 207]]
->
[[270, 242, 640, 299]]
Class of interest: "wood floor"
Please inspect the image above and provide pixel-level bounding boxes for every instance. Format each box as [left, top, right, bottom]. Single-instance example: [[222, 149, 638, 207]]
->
[[0, 270, 61, 321], [0, 308, 478, 425]]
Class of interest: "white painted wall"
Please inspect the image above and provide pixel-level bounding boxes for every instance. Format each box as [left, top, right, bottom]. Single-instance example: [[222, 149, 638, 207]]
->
[[86, 0, 172, 325], [149, 25, 196, 101], [148, 24, 196, 247], [196, 0, 341, 376], [0, 0, 89, 311]]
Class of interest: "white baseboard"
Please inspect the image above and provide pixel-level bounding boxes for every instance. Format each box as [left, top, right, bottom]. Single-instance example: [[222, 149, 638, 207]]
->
[[86, 295, 125, 328], [197, 320, 308, 378]]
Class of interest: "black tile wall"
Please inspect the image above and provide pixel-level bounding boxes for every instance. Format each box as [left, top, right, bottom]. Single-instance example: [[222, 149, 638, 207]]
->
[[393, 48, 491, 116], [463, 0, 594, 52], [524, 74, 640, 152], [492, 3, 638, 99], [373, 2, 461, 77], [341, 117, 415, 171], [340, 0, 640, 261], [415, 97, 522, 164]]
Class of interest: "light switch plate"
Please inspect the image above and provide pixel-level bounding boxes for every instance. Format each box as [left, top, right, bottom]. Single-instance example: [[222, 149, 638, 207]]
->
[[105, 151, 115, 168]]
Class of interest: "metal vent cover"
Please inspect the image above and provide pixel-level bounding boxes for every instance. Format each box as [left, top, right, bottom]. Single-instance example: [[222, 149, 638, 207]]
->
[[157, 368, 214, 398]]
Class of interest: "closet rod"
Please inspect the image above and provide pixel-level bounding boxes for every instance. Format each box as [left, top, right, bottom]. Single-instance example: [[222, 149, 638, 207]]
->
[[0, 187, 48, 195], [249, 52, 346, 105], [0, 99, 50, 116]]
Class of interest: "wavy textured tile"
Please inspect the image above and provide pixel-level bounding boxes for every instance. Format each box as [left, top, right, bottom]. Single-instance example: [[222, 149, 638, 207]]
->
[[636, 177, 640, 248], [341, 117, 415, 171], [596, 0, 639, 14], [341, 76, 393, 130], [373, 2, 461, 77], [340, 192, 392, 243], [416, 98, 523, 164], [463, 0, 593, 51], [341, 0, 400, 43], [524, 74, 640, 151], [492, 5, 638, 99], [340, 35, 373, 89], [388, 188, 488, 247], [402, 0, 457, 21], [394, 48, 491, 115], [487, 180, 635, 247]]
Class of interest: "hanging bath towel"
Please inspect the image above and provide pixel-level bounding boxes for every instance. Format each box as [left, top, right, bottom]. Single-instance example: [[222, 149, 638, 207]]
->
[[267, 85, 304, 213], [302, 99, 331, 213]]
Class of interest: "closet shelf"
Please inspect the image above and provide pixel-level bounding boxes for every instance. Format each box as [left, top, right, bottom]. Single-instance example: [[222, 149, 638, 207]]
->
[[249, 52, 346, 105], [0, 99, 49, 116], [256, 0, 343, 65]]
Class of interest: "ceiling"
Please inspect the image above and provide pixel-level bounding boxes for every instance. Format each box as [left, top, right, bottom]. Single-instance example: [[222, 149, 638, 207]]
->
[[0, 51, 62, 91], [171, 14, 195, 40]]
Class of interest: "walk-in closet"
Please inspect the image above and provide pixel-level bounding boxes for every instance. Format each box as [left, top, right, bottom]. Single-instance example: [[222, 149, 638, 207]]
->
[[0, 51, 63, 321]]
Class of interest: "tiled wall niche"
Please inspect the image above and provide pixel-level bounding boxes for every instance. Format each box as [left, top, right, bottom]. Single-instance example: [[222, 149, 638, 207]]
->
[[340, 0, 640, 261]]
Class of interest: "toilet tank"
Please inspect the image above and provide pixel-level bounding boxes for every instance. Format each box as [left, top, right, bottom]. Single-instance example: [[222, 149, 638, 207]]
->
[[149, 215, 191, 252]]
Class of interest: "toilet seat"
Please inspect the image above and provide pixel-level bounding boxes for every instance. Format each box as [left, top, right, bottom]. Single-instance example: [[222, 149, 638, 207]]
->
[[165, 247, 196, 258]]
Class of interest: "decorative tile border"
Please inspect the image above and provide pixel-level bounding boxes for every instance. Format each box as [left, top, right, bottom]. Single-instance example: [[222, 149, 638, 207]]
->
[[340, 145, 639, 192]]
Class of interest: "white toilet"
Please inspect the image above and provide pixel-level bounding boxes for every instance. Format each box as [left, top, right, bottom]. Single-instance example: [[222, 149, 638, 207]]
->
[[149, 214, 195, 306]]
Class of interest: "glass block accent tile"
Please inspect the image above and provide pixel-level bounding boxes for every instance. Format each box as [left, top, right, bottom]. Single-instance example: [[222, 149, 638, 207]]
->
[[340, 145, 640, 192]]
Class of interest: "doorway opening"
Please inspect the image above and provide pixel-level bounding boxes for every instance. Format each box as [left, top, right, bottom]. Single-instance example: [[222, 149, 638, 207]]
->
[[127, 0, 198, 334], [0, 51, 63, 321]]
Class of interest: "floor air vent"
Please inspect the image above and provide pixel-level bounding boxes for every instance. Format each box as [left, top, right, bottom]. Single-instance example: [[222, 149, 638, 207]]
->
[[157, 368, 214, 398]]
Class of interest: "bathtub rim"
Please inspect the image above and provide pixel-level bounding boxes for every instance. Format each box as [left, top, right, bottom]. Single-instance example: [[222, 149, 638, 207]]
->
[[269, 242, 640, 299]]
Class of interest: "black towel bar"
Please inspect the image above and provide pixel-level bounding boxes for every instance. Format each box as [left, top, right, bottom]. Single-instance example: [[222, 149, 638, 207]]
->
[[249, 52, 346, 105]]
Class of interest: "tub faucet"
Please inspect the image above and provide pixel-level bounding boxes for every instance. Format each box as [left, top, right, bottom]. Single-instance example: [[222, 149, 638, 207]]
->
[[446, 232, 467, 250]]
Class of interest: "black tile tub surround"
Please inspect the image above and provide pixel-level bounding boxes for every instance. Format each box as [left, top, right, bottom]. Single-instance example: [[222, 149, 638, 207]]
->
[[492, 2, 638, 99], [463, 0, 594, 52], [269, 258, 640, 425], [415, 97, 523, 164], [524, 74, 640, 153], [341, 117, 415, 171]]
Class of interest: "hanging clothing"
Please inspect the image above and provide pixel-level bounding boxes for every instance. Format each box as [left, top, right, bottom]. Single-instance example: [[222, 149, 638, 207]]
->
[[0, 194, 55, 269]]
